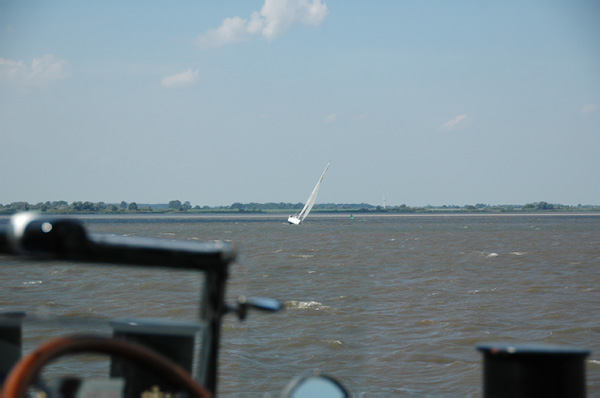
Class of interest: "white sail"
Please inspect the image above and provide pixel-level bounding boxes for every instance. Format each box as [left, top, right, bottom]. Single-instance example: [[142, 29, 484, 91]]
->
[[288, 162, 330, 225]]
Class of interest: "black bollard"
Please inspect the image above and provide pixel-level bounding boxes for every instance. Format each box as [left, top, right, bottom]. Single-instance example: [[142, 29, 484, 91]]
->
[[109, 317, 201, 398], [477, 343, 590, 398]]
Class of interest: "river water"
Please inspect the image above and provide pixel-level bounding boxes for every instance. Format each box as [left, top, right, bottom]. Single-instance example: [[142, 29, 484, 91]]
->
[[1, 213, 599, 396]]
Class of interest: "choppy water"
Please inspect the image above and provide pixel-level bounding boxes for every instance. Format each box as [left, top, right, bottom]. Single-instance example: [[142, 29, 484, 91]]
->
[[1, 214, 599, 396]]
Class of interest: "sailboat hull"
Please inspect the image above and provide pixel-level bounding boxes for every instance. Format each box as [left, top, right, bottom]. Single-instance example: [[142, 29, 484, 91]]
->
[[288, 217, 301, 225]]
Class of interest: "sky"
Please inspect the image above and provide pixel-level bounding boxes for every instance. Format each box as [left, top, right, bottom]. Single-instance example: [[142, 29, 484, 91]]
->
[[1, 1, 599, 207]]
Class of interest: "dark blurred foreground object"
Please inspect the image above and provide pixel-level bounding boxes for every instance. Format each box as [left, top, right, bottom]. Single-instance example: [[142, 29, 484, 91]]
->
[[110, 318, 201, 398], [0, 312, 26, 383], [478, 343, 590, 398], [0, 212, 236, 396]]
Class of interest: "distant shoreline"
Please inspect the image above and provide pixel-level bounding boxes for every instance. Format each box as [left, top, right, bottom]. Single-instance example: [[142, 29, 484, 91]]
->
[[2, 211, 599, 222], [3, 200, 598, 216]]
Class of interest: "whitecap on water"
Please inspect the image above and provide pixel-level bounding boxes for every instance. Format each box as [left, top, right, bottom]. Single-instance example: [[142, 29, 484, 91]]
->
[[291, 254, 314, 259], [468, 287, 497, 294], [286, 300, 330, 311]]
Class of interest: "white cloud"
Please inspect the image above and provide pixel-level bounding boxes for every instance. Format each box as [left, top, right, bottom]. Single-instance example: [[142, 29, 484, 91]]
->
[[439, 114, 469, 132], [580, 104, 599, 115], [196, 0, 328, 49], [0, 54, 70, 85], [160, 69, 199, 88], [325, 113, 338, 123], [197, 16, 254, 48]]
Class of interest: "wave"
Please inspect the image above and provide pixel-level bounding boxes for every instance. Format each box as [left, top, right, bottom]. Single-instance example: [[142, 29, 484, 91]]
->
[[290, 254, 314, 259], [285, 300, 330, 311]]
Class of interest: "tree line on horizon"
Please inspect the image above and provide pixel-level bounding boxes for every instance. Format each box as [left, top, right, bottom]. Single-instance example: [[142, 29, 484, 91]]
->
[[0, 200, 596, 215]]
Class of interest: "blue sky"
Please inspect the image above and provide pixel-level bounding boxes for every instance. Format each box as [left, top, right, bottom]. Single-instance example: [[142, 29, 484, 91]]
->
[[1, 1, 599, 207]]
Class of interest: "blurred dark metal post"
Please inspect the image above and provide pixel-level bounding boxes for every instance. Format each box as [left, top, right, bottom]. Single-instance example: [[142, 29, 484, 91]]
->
[[0, 312, 26, 383], [478, 343, 590, 398]]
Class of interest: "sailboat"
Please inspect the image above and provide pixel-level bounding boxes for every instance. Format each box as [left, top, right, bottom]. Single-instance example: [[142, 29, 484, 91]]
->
[[288, 162, 330, 225]]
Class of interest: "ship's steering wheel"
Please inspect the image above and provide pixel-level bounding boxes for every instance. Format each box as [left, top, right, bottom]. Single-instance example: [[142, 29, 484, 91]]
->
[[1, 335, 211, 398]]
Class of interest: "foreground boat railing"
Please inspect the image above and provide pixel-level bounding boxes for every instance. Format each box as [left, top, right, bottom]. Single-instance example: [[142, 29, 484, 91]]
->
[[0, 212, 281, 397]]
